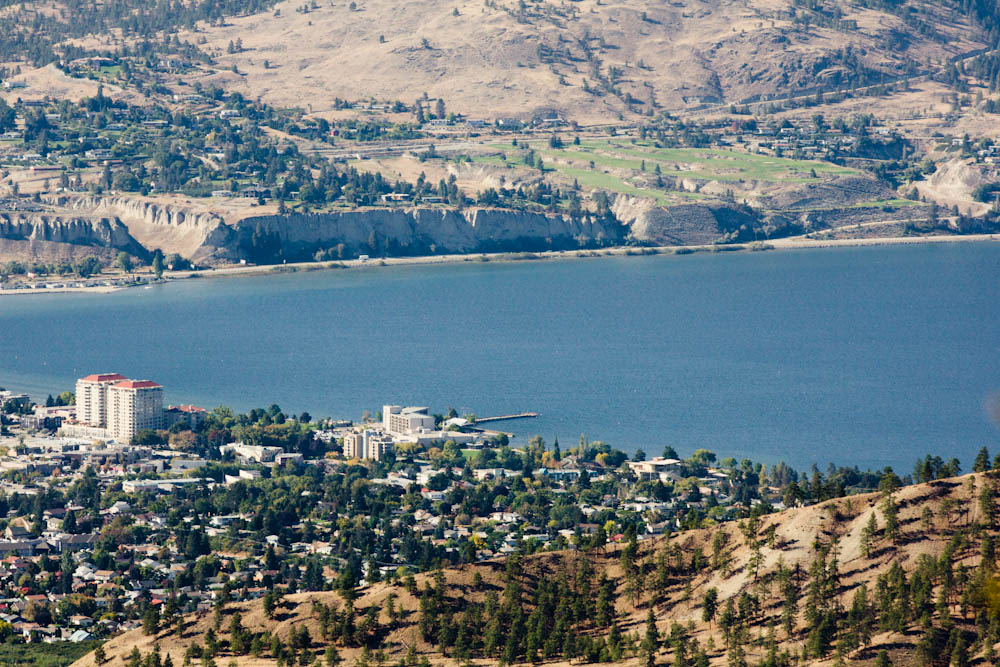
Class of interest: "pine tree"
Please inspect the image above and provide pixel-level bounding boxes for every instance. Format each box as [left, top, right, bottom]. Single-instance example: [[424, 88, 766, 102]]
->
[[702, 588, 718, 625], [641, 609, 659, 667], [264, 590, 277, 619], [860, 511, 878, 558], [882, 496, 900, 545], [952, 634, 969, 667], [974, 447, 991, 472], [143, 607, 160, 635], [980, 483, 996, 527]]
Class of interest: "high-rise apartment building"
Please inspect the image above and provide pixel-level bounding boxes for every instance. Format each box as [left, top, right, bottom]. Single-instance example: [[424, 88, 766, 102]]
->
[[75, 373, 128, 427], [106, 380, 164, 442], [75, 374, 164, 442]]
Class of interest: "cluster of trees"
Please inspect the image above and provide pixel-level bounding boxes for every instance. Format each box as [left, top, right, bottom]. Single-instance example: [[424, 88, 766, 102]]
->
[[280, 162, 417, 208], [0, 0, 279, 67], [0, 97, 15, 133], [44, 392, 74, 407], [335, 119, 421, 143], [0, 256, 104, 279], [407, 550, 702, 665]]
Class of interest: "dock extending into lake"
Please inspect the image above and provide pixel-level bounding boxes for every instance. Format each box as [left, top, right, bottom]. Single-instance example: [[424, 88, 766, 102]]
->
[[475, 412, 538, 424]]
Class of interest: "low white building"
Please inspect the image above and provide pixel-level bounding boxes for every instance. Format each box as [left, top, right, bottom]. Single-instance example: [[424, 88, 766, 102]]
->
[[627, 457, 682, 481], [224, 470, 263, 485], [220, 442, 284, 463], [383, 405, 436, 436]]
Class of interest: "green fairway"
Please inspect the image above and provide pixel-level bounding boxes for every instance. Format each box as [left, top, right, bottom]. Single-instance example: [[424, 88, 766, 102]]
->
[[492, 139, 858, 183], [472, 138, 860, 207]]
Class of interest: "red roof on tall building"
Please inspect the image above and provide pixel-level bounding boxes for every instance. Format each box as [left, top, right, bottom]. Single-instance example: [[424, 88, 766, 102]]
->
[[80, 373, 128, 383], [111, 380, 162, 390]]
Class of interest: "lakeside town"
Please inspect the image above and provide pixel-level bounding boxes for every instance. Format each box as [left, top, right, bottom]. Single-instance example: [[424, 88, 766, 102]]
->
[[0, 373, 903, 647]]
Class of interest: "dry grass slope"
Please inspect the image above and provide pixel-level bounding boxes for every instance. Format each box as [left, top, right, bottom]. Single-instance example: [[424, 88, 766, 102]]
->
[[177, 0, 987, 122], [74, 472, 1000, 667]]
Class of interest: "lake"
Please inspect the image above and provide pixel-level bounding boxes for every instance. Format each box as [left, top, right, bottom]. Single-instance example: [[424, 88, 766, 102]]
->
[[1, 242, 998, 474]]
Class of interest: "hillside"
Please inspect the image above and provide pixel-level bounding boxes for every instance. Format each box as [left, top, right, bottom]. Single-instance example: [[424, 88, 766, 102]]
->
[[179, 0, 988, 122], [74, 472, 1000, 667], [1, 0, 999, 275], [0, 0, 991, 123]]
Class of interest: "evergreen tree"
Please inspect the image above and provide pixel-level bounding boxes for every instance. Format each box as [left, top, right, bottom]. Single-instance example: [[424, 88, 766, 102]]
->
[[641, 609, 659, 667], [860, 511, 878, 558], [882, 496, 900, 545], [951, 632, 969, 667], [143, 607, 160, 635], [974, 447, 991, 472], [702, 588, 718, 625]]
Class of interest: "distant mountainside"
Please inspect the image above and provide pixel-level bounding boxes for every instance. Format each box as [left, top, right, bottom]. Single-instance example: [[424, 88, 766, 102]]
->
[[73, 471, 1000, 667], [1, 0, 998, 265], [182, 0, 992, 121], [0, 0, 995, 122]]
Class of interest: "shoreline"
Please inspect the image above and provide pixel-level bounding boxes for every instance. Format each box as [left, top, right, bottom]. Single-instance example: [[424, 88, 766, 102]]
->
[[2, 231, 998, 295]]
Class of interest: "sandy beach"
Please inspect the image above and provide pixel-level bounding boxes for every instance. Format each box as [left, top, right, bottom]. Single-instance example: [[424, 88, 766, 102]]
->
[[0, 284, 126, 296], [179, 231, 1000, 280], [2, 231, 997, 295]]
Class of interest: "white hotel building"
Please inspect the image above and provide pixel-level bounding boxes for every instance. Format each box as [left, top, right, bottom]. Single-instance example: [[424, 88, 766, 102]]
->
[[383, 405, 436, 436]]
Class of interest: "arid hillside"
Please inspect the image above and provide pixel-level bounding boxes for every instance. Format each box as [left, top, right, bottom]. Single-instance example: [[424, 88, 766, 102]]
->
[[74, 472, 1000, 667], [180, 0, 987, 122]]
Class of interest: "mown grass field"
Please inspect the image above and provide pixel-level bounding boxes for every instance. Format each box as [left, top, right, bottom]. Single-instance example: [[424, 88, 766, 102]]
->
[[471, 139, 861, 206]]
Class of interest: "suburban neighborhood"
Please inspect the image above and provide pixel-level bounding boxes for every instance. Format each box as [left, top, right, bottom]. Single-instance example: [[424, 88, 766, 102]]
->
[[0, 375, 841, 647]]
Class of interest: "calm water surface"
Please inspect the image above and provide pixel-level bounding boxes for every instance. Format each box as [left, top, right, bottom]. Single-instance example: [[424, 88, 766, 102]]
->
[[1, 243, 998, 473]]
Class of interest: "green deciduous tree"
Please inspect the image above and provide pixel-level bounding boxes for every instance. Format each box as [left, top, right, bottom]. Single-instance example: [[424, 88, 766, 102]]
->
[[115, 251, 133, 274]]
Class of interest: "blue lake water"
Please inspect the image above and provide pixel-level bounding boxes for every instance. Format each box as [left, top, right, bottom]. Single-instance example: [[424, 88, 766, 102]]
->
[[1, 243, 998, 474]]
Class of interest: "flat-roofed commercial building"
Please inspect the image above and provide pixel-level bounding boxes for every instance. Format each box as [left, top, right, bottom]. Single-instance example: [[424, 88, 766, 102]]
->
[[383, 405, 436, 436]]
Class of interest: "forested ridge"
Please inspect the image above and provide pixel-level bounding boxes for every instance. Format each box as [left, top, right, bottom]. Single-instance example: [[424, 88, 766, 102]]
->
[[78, 469, 1000, 667]]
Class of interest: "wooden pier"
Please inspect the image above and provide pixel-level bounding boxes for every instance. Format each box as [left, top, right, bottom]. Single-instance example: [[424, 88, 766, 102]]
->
[[474, 412, 538, 424]]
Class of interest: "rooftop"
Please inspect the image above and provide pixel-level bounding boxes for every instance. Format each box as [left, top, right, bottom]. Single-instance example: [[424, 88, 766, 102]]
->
[[80, 373, 128, 383], [112, 380, 162, 389]]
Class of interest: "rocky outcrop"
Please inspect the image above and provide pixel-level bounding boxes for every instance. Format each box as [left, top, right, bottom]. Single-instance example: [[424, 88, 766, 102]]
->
[[27, 197, 623, 264], [209, 207, 622, 263], [914, 158, 999, 216], [612, 196, 762, 246], [0, 197, 625, 266], [50, 195, 228, 260], [0, 213, 148, 260], [759, 176, 895, 210]]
